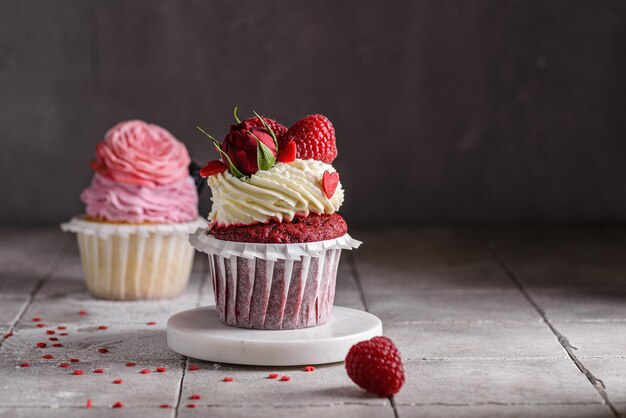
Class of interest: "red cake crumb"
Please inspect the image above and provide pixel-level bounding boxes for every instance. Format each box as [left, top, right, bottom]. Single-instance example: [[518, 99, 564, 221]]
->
[[210, 213, 348, 244]]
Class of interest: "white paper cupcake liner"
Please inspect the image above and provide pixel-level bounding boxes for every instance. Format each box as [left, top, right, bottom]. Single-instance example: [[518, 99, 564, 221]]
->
[[61, 216, 206, 300], [190, 229, 361, 329]]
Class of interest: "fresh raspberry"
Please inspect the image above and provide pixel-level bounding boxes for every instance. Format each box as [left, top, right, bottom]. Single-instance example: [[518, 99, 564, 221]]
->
[[281, 114, 337, 163], [345, 336, 404, 397], [243, 116, 287, 139]]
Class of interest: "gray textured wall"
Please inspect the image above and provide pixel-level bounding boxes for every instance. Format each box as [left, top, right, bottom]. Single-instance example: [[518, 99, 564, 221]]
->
[[1, 0, 625, 225]]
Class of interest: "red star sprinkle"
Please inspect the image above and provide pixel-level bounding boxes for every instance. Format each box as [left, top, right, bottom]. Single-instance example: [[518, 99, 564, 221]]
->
[[268, 373, 279, 379], [280, 376, 291, 381], [73, 370, 84, 375]]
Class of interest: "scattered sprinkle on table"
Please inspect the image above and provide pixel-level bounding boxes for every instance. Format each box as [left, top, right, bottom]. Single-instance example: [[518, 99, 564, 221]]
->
[[52, 343, 63, 348], [73, 370, 84, 375], [113, 379, 123, 384], [3, 332, 13, 338], [268, 373, 279, 379], [156, 367, 167, 373], [112, 401, 124, 408], [49, 337, 58, 341], [126, 362, 136, 367], [59, 363, 69, 368], [147, 321, 157, 326], [188, 365, 199, 371], [41, 354, 53, 359], [93, 368, 104, 374], [86, 399, 92, 409], [304, 366, 315, 372], [280, 376, 291, 381], [78, 310, 88, 315], [186, 404, 197, 408], [36, 324, 45, 328], [19, 363, 30, 368], [36, 343, 46, 348], [98, 348, 108, 353], [32, 317, 42, 322], [57, 325, 66, 330], [223, 377, 234, 382], [98, 325, 108, 330], [160, 404, 171, 408], [189, 394, 201, 400], [140, 369, 151, 374], [70, 358, 80, 363], [59, 333, 69, 336], [46, 330, 55, 335]]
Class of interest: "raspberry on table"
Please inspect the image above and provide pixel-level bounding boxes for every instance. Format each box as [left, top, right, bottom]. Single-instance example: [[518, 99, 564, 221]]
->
[[345, 336, 405, 397]]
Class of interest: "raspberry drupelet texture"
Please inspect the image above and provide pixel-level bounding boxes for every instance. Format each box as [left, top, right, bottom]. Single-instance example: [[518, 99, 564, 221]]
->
[[280, 114, 337, 163], [345, 336, 405, 397], [210, 213, 347, 244]]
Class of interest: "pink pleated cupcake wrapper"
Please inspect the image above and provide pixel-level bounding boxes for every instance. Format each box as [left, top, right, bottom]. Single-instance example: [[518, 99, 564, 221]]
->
[[189, 230, 361, 329]]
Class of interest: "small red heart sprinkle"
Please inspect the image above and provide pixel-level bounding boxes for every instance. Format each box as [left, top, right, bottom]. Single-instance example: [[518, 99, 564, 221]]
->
[[20, 363, 30, 368], [86, 399, 92, 409], [36, 343, 46, 348], [304, 366, 315, 372], [199, 160, 228, 177], [223, 377, 234, 382], [146, 321, 157, 326], [112, 401, 124, 408], [93, 368, 104, 374], [126, 362, 136, 367], [186, 404, 197, 409], [59, 363, 69, 368], [57, 326, 66, 330], [98, 348, 108, 353], [36, 324, 45, 328], [4, 332, 13, 338], [140, 369, 151, 374], [42, 354, 53, 359], [78, 310, 88, 315], [321, 170, 339, 199], [113, 379, 123, 384], [280, 376, 291, 381], [268, 373, 279, 379], [189, 394, 201, 400], [52, 343, 63, 348], [277, 141, 297, 163], [98, 325, 108, 330], [32, 317, 42, 322], [160, 404, 171, 408], [188, 365, 199, 371], [49, 337, 58, 341], [156, 367, 166, 373], [73, 370, 84, 375], [46, 330, 55, 335], [59, 333, 69, 336]]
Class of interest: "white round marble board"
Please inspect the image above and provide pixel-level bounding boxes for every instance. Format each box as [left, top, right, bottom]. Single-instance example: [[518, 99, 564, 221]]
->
[[167, 306, 383, 366]]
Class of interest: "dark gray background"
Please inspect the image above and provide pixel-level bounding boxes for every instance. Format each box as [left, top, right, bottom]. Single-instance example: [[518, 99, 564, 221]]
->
[[1, 0, 625, 225]]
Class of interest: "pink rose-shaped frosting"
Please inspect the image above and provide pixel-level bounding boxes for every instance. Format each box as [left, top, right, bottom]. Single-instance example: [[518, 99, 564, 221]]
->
[[92, 120, 190, 187]]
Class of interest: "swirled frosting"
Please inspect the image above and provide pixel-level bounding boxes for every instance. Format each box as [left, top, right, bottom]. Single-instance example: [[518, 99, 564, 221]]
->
[[207, 159, 344, 227], [92, 120, 191, 187], [82, 174, 198, 223]]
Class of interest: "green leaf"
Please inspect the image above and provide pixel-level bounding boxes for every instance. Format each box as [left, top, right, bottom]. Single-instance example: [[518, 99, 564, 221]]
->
[[246, 129, 276, 171], [233, 106, 241, 124], [196, 126, 246, 179], [253, 110, 278, 150]]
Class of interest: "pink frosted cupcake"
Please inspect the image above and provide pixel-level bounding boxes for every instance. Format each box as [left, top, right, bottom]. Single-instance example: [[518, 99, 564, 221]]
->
[[62, 120, 205, 300], [190, 110, 360, 329]]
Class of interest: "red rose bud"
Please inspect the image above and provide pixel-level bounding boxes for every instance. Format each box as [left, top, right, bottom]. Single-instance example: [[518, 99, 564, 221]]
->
[[222, 121, 277, 176]]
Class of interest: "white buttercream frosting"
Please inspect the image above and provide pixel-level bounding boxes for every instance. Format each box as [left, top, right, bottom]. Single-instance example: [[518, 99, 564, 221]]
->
[[207, 159, 344, 227]]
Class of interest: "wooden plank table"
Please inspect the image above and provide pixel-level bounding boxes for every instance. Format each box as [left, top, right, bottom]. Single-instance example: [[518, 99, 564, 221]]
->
[[1, 226, 625, 417]]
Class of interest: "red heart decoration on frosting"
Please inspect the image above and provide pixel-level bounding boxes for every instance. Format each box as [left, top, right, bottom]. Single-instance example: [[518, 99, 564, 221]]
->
[[321, 170, 339, 199]]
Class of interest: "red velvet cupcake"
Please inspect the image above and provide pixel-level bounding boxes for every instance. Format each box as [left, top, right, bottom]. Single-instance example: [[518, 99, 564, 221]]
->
[[189, 111, 360, 329]]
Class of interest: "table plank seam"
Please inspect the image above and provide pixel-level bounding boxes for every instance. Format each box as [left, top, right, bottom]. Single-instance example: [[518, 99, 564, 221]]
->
[[481, 230, 620, 418]]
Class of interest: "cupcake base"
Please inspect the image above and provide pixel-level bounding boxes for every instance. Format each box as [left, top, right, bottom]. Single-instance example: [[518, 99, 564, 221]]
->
[[62, 217, 206, 300]]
